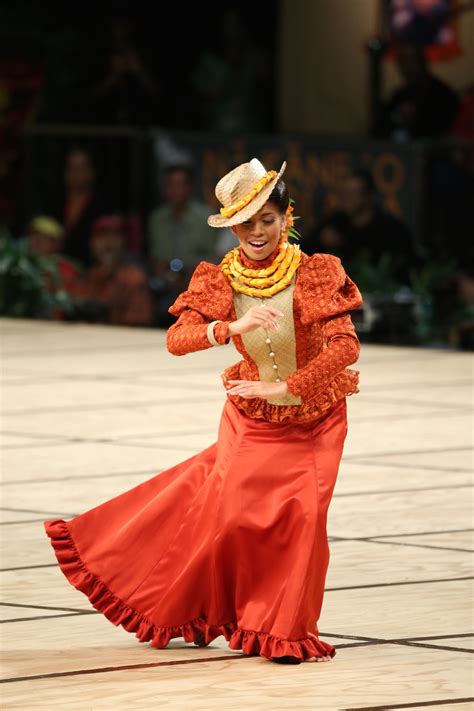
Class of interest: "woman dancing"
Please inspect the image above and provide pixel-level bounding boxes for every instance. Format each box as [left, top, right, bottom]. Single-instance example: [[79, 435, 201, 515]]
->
[[44, 157, 363, 665]]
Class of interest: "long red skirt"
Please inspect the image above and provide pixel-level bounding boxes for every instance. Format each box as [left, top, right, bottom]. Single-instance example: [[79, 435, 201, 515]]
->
[[44, 395, 348, 661]]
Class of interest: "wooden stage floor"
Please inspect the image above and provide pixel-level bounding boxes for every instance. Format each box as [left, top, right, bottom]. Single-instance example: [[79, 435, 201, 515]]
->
[[1, 318, 472, 710]]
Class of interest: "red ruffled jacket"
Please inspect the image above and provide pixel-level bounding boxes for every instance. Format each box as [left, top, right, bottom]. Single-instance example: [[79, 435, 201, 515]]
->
[[166, 249, 363, 424]]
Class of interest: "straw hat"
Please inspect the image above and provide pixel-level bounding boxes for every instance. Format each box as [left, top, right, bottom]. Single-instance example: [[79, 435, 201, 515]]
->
[[207, 158, 286, 228]]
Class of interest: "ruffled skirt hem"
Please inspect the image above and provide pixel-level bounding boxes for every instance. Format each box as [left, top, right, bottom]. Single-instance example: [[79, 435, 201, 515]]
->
[[44, 518, 336, 662]]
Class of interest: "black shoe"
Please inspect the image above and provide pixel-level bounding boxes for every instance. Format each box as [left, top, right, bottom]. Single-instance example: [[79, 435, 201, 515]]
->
[[270, 655, 302, 664]]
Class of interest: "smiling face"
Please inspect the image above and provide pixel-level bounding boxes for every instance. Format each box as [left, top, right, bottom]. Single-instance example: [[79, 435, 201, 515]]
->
[[230, 201, 286, 260]]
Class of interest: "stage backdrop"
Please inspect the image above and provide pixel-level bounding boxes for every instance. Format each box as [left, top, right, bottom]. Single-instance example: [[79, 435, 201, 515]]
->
[[150, 131, 424, 242]]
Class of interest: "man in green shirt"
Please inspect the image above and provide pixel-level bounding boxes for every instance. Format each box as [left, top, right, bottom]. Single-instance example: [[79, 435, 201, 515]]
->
[[148, 164, 227, 326], [148, 164, 219, 274]]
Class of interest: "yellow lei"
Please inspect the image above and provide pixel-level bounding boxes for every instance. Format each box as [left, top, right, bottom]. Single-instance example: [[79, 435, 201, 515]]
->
[[220, 240, 301, 298]]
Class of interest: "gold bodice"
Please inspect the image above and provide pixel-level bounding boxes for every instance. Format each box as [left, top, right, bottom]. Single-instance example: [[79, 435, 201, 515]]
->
[[232, 274, 302, 406]]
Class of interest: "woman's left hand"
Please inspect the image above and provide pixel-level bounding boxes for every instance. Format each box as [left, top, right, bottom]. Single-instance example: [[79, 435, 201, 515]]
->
[[225, 379, 288, 400]]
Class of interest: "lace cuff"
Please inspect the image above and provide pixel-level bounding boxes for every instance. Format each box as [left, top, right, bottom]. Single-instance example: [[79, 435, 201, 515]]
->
[[285, 253, 363, 401]]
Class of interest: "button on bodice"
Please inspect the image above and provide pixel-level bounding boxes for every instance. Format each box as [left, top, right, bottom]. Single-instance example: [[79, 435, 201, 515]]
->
[[232, 274, 302, 406]]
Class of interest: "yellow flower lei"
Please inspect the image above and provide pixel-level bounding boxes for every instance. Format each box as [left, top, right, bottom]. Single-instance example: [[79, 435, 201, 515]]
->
[[220, 170, 277, 219], [220, 239, 301, 298]]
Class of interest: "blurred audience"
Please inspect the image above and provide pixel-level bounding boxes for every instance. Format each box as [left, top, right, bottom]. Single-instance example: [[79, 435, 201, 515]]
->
[[50, 147, 109, 267], [303, 169, 422, 286], [26, 215, 82, 318], [73, 215, 153, 326], [27, 216, 79, 280], [423, 142, 474, 349], [374, 41, 460, 141], [147, 164, 221, 326]]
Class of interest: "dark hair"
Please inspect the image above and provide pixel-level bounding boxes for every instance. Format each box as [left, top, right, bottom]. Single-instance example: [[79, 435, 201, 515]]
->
[[351, 169, 375, 194], [268, 178, 290, 213], [164, 163, 195, 183]]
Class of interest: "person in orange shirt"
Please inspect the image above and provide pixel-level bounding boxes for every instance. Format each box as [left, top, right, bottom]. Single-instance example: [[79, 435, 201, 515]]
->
[[73, 214, 154, 327], [43, 160, 363, 666]]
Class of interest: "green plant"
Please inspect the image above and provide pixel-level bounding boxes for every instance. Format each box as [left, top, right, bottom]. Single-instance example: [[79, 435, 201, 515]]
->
[[408, 258, 455, 299], [345, 253, 472, 347], [345, 252, 404, 295], [408, 258, 471, 345], [0, 235, 75, 318]]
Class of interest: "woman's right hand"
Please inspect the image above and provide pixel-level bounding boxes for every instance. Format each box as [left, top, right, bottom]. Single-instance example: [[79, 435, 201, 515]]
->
[[228, 305, 284, 336]]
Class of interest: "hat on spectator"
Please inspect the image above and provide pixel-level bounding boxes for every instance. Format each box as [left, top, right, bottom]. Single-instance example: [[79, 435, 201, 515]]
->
[[28, 216, 64, 240], [207, 158, 286, 228], [91, 215, 125, 235]]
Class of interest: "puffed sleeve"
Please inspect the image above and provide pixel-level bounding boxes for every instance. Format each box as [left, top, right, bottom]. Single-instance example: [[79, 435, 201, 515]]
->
[[166, 261, 234, 356], [285, 253, 363, 401]]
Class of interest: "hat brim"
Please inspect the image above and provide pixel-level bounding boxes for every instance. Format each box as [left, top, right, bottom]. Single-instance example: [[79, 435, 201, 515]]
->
[[207, 161, 287, 228]]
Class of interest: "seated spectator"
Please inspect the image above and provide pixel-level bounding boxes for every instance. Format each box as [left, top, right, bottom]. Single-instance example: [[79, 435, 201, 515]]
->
[[303, 170, 421, 286], [148, 164, 223, 326], [148, 164, 219, 270], [373, 41, 460, 141], [26, 215, 82, 310], [73, 215, 153, 327], [50, 147, 110, 267]]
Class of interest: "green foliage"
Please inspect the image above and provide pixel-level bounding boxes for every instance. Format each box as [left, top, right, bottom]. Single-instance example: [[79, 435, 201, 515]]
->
[[0, 235, 75, 319], [344, 252, 404, 295], [345, 252, 472, 346], [408, 258, 473, 345]]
